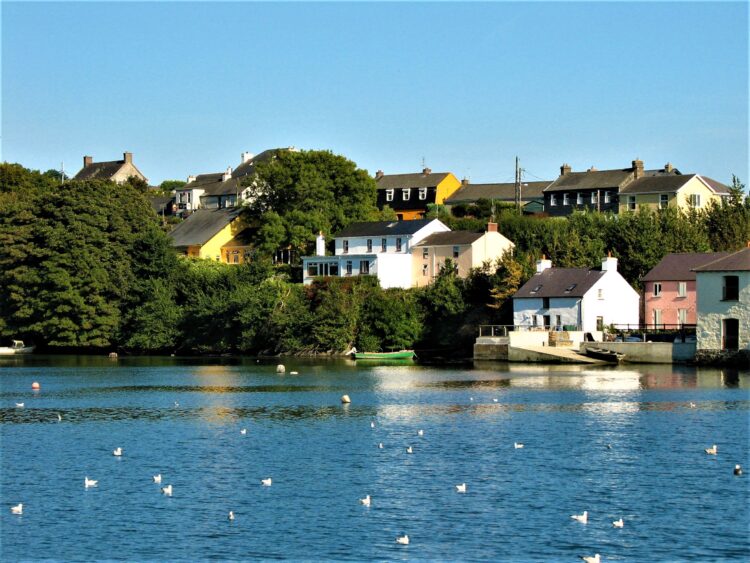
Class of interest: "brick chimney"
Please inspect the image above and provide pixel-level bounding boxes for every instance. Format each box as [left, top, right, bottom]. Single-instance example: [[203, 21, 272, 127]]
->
[[422, 167, 432, 175], [536, 255, 552, 273], [83, 155, 93, 168], [487, 222, 498, 232], [123, 152, 133, 164], [375, 170, 384, 179], [316, 232, 326, 256], [588, 165, 597, 172], [187, 175, 197, 184], [664, 162, 673, 173], [462, 177, 470, 185], [601, 252, 618, 272], [560, 163, 571, 176], [632, 158, 644, 179]]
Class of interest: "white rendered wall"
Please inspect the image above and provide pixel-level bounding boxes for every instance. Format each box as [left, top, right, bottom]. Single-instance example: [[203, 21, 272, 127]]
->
[[696, 271, 750, 350], [513, 297, 581, 328], [581, 274, 640, 332], [376, 254, 414, 289]]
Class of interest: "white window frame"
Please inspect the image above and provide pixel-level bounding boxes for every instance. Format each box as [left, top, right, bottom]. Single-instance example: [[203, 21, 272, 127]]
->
[[690, 193, 701, 207], [422, 248, 428, 259], [678, 281, 687, 297], [653, 309, 662, 326], [563, 193, 570, 206], [418, 187, 427, 200], [653, 282, 662, 296], [342, 240, 349, 254], [576, 192, 583, 205], [678, 308, 687, 325], [550, 194, 557, 207], [346, 260, 353, 275], [360, 260, 370, 275], [598, 288, 604, 300], [385, 189, 394, 202], [604, 191, 611, 204], [591, 192, 597, 204], [659, 194, 669, 209], [366, 239, 372, 253], [402, 188, 410, 201]]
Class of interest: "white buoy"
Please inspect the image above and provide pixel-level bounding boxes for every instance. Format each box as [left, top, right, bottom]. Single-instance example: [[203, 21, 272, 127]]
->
[[276, 364, 285, 374], [31, 382, 40, 390], [341, 394, 351, 404], [15, 402, 24, 408]]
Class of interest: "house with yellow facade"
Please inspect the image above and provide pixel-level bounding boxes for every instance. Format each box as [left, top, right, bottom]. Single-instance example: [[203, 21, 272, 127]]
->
[[375, 168, 461, 220], [411, 223, 515, 287], [618, 174, 730, 212], [168, 208, 253, 263]]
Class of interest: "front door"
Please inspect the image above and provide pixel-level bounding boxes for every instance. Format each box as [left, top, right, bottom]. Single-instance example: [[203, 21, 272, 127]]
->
[[543, 315, 551, 329], [723, 318, 739, 350]]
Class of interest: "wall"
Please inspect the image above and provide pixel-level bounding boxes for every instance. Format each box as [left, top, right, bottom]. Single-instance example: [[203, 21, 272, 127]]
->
[[580, 342, 696, 363], [376, 253, 414, 288], [582, 273, 640, 331], [675, 176, 723, 211], [412, 244, 473, 287], [435, 173, 462, 204], [513, 297, 581, 328], [472, 231, 514, 267], [643, 280, 697, 325], [111, 162, 146, 184], [696, 271, 750, 350], [199, 220, 243, 261]]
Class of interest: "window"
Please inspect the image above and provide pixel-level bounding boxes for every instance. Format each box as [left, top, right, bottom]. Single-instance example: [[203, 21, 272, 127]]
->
[[689, 193, 701, 207], [345, 261, 352, 275], [419, 187, 427, 200], [329, 263, 339, 276], [530, 285, 543, 294], [422, 264, 428, 276], [453, 246, 460, 258], [360, 260, 370, 275], [604, 191, 611, 204], [396, 238, 403, 252], [542, 297, 550, 309], [653, 282, 662, 296], [307, 263, 318, 277], [678, 309, 687, 325], [564, 284, 577, 293], [342, 240, 349, 254], [422, 248, 428, 259], [591, 192, 597, 205], [576, 193, 583, 205], [233, 254, 239, 264], [653, 309, 662, 326], [628, 196, 636, 211], [659, 194, 669, 209], [366, 239, 372, 253], [402, 189, 410, 201], [596, 316, 604, 331], [678, 282, 687, 297], [598, 288, 604, 300], [550, 194, 557, 206], [381, 238, 387, 252], [723, 275, 739, 300], [385, 189, 394, 202], [563, 193, 570, 206]]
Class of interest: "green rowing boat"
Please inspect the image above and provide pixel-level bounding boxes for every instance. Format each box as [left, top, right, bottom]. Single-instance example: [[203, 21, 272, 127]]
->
[[353, 350, 415, 360]]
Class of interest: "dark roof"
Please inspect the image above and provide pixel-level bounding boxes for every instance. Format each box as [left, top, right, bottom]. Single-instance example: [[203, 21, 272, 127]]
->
[[693, 247, 750, 272], [415, 231, 484, 246], [544, 169, 634, 193], [223, 228, 257, 248], [148, 196, 174, 214], [73, 160, 126, 181], [514, 268, 605, 298], [232, 149, 284, 179], [620, 175, 693, 195], [376, 172, 452, 190], [335, 219, 441, 238], [168, 208, 241, 248], [700, 176, 731, 195], [445, 181, 550, 204], [642, 252, 732, 282]]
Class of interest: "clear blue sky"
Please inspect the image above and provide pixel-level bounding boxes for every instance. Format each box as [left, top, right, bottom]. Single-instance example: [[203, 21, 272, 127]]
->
[[2, 1, 748, 186]]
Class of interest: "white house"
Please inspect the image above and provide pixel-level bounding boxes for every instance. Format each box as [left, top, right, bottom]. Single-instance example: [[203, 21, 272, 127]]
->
[[302, 219, 450, 289], [694, 247, 750, 352], [512, 255, 640, 332]]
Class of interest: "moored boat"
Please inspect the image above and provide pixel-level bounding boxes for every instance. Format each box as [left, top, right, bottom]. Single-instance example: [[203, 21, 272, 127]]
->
[[584, 347, 625, 363], [0, 340, 35, 355], [354, 350, 415, 360]]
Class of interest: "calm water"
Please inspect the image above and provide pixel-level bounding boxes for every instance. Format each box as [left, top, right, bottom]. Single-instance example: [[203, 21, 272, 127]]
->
[[1, 357, 749, 561]]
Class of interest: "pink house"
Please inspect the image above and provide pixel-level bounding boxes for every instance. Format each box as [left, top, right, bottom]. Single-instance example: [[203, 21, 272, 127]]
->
[[642, 252, 729, 327]]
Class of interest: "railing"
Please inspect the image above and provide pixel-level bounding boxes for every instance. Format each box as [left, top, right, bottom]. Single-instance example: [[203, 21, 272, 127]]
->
[[477, 325, 515, 337]]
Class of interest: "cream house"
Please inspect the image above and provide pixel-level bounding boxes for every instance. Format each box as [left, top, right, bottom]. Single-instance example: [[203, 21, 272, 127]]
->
[[73, 152, 148, 184], [411, 223, 515, 287], [619, 174, 730, 212]]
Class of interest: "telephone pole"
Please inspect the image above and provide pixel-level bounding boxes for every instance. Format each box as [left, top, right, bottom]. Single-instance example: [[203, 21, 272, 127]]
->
[[514, 156, 521, 212]]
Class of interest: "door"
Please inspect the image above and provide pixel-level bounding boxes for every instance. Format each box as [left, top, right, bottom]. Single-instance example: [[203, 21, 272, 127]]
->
[[723, 318, 739, 350], [543, 315, 551, 329]]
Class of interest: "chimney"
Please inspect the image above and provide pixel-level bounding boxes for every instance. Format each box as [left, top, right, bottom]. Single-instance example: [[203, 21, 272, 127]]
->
[[375, 170, 384, 180], [222, 166, 232, 182], [536, 255, 552, 273], [601, 252, 618, 272], [241, 152, 254, 164], [588, 165, 597, 172], [664, 162, 673, 173], [462, 177, 470, 185], [83, 155, 93, 168], [123, 152, 133, 164], [316, 232, 326, 257], [187, 175, 197, 184], [487, 222, 498, 232], [560, 163, 571, 176], [632, 158, 644, 179], [422, 167, 431, 175]]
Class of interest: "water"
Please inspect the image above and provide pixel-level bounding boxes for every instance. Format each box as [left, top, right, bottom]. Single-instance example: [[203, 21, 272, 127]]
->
[[1, 357, 749, 561]]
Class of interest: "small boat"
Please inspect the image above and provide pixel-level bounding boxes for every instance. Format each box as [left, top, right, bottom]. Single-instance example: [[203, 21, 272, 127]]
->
[[353, 350, 415, 360], [585, 347, 625, 363], [0, 340, 35, 355]]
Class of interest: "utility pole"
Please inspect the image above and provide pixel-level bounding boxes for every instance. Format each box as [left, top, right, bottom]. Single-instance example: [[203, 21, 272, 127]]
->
[[60, 162, 65, 185], [514, 156, 521, 212]]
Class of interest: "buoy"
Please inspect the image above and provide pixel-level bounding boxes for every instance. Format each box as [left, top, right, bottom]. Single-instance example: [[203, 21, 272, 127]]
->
[[341, 394, 351, 404], [31, 382, 40, 390], [735, 464, 743, 476], [276, 364, 285, 373]]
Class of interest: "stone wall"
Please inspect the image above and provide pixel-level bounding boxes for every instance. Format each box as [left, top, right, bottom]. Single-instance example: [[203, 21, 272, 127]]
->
[[695, 349, 750, 368]]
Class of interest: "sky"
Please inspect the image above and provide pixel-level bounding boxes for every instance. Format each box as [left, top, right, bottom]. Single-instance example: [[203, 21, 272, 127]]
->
[[2, 1, 748, 186]]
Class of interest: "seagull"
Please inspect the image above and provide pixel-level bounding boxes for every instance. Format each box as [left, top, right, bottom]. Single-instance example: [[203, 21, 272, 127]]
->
[[290, 371, 299, 375], [580, 554, 600, 563], [378, 443, 384, 449], [689, 402, 696, 408], [153, 474, 162, 484], [15, 402, 24, 408], [113, 447, 123, 457], [174, 401, 179, 407], [370, 421, 375, 429], [84, 477, 98, 488], [571, 510, 588, 524], [493, 398, 499, 403], [240, 428, 247, 435], [456, 483, 467, 493], [417, 429, 424, 437], [57, 413, 62, 422], [396, 534, 409, 545], [406, 446, 413, 454], [228, 511, 235, 521], [705, 445, 718, 455], [261, 478, 272, 486], [514, 442, 524, 449], [161, 484, 173, 496], [10, 503, 23, 515], [360, 494, 371, 506], [734, 464, 743, 476], [606, 444, 612, 449], [612, 518, 624, 528], [469, 397, 474, 402]]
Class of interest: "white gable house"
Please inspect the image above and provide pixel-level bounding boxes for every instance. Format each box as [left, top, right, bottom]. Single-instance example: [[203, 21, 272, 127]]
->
[[512, 256, 640, 332], [302, 219, 450, 289]]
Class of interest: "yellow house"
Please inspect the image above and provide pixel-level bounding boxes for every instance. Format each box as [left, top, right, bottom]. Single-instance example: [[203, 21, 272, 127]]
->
[[375, 168, 462, 220], [411, 223, 515, 287], [168, 208, 249, 263], [618, 174, 730, 213]]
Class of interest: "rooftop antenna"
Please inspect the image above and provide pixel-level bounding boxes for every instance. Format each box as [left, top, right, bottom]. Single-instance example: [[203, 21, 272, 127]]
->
[[421, 156, 426, 170], [60, 161, 65, 185]]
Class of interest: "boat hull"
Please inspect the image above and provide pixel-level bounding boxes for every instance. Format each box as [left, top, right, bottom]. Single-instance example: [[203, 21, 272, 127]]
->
[[354, 351, 415, 360]]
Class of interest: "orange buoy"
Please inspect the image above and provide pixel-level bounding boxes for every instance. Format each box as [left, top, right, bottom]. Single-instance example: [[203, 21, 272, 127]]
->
[[31, 381, 41, 390]]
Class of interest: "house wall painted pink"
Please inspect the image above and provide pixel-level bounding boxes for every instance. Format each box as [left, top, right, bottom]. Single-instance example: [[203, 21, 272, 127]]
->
[[643, 280, 696, 326]]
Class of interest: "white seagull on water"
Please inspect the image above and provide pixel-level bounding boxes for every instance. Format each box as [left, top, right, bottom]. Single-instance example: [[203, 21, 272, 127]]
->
[[161, 484, 173, 496], [514, 442, 524, 449], [84, 477, 98, 488], [240, 428, 247, 435], [261, 478, 272, 486], [705, 444, 718, 455], [228, 510, 235, 521], [153, 474, 162, 484], [10, 503, 23, 515], [15, 402, 24, 408], [378, 442, 384, 449], [417, 429, 424, 436], [571, 510, 588, 524], [580, 554, 600, 563], [455, 483, 467, 493], [360, 494, 371, 507], [396, 534, 409, 545], [113, 447, 123, 457], [406, 446, 413, 454], [612, 518, 624, 528]]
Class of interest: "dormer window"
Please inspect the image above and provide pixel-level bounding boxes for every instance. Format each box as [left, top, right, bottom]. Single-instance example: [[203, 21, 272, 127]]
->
[[402, 189, 410, 201], [386, 189, 394, 202], [419, 188, 428, 200], [530, 285, 543, 294], [564, 284, 577, 293]]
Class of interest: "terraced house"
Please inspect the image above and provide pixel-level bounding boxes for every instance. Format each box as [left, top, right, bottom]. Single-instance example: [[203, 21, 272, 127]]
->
[[73, 151, 147, 184], [374, 168, 462, 220], [444, 179, 551, 215]]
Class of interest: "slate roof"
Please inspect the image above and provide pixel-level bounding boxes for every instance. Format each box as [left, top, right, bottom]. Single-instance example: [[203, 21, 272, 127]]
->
[[642, 252, 732, 282], [544, 169, 635, 193], [232, 149, 284, 179], [334, 219, 441, 238], [693, 247, 750, 272], [513, 268, 605, 298], [376, 172, 452, 190], [445, 181, 551, 204], [149, 196, 174, 214], [73, 160, 127, 181], [168, 208, 241, 247], [620, 175, 693, 195], [700, 176, 731, 195], [414, 231, 484, 246]]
